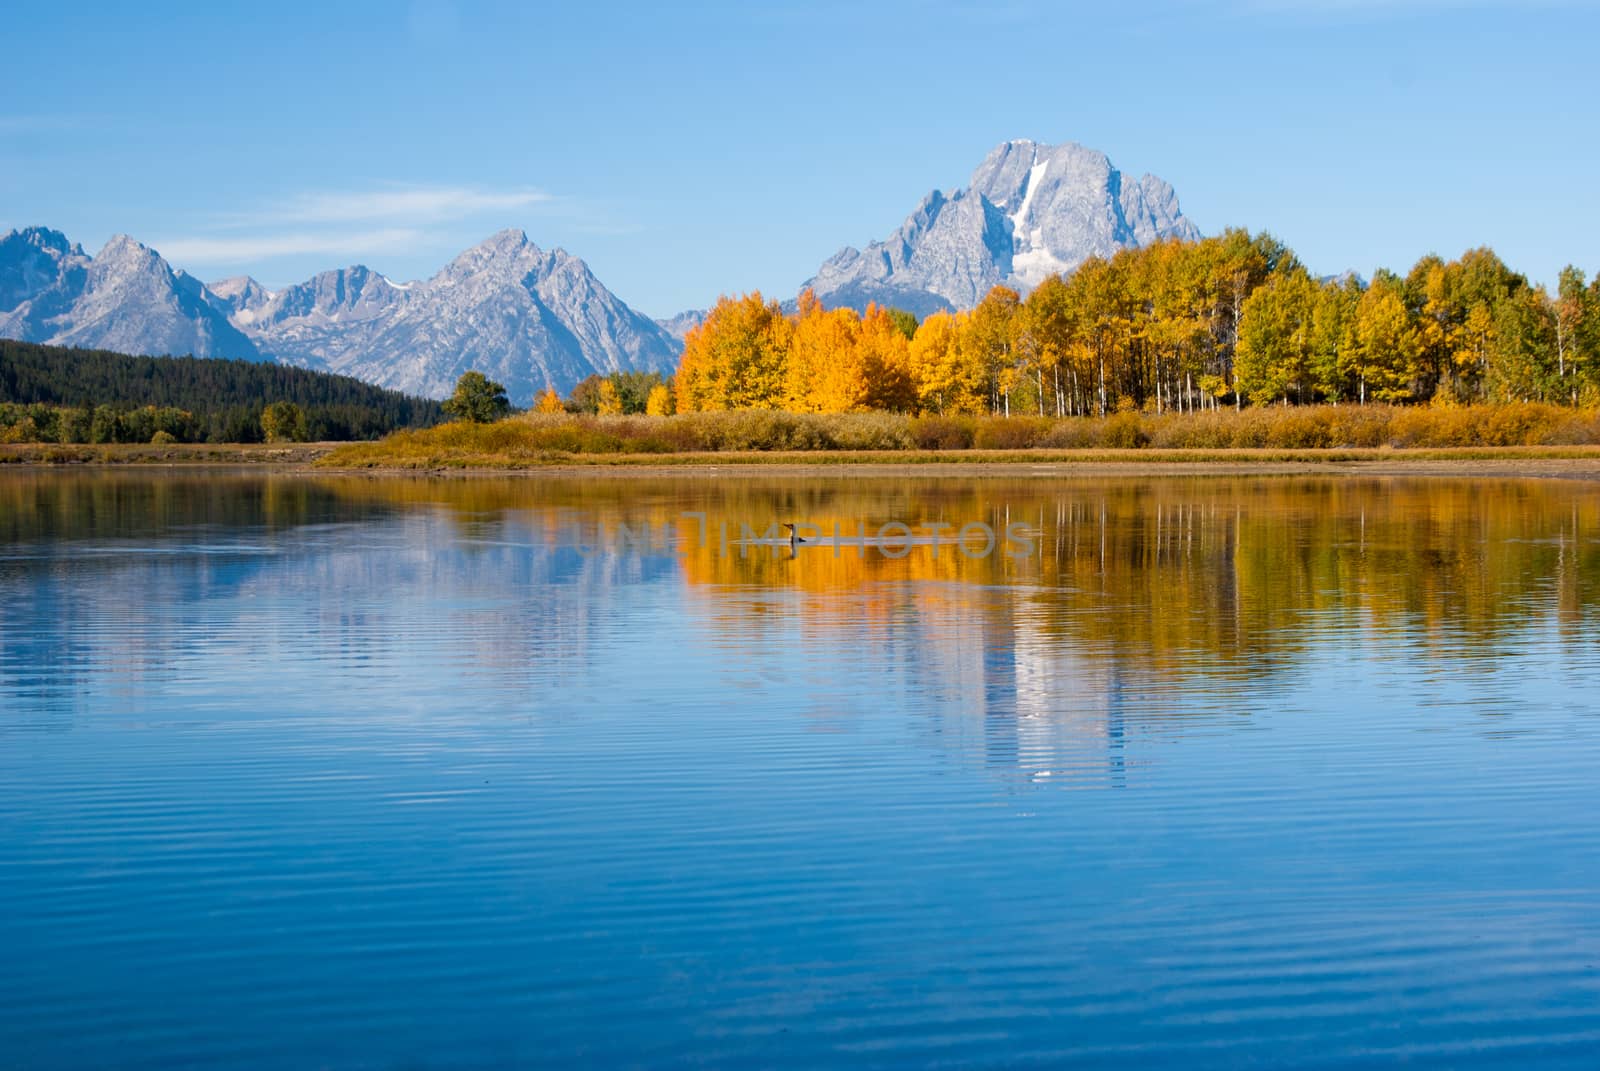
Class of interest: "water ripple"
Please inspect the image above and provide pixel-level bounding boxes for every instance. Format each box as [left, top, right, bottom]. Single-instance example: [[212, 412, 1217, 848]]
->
[[3, 473, 1600, 1067]]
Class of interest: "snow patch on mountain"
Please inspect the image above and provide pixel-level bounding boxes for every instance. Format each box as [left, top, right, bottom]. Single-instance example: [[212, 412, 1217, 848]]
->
[[804, 139, 1201, 314]]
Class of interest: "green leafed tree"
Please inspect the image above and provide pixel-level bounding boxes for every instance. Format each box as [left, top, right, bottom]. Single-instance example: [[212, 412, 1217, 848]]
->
[[442, 371, 510, 423], [261, 400, 309, 442], [1485, 286, 1557, 403], [1235, 270, 1318, 405], [885, 308, 919, 341], [1555, 266, 1590, 403], [1307, 276, 1363, 403]]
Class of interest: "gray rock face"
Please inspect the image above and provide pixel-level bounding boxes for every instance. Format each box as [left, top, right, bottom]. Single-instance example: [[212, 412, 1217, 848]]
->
[[804, 139, 1201, 314], [656, 308, 708, 342], [808, 189, 1015, 317], [0, 226, 681, 404], [0, 227, 89, 313], [205, 275, 274, 319], [236, 230, 681, 405], [0, 231, 261, 361], [230, 265, 410, 372]]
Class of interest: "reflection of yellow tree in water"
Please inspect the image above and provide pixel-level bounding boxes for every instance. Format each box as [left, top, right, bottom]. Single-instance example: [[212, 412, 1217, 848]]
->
[[306, 474, 1600, 680], [1226, 480, 1600, 660], [13, 471, 1591, 663], [675, 480, 1599, 681], [8, 470, 1598, 785]]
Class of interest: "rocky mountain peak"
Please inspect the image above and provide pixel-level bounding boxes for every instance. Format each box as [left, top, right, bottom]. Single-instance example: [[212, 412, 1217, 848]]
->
[[0, 225, 678, 400], [1, 227, 90, 313], [483, 227, 531, 249], [803, 138, 1200, 314], [206, 276, 275, 321], [0, 230, 259, 361], [203, 229, 680, 404], [656, 308, 708, 342], [5, 226, 84, 260], [427, 228, 538, 288], [93, 234, 163, 269]]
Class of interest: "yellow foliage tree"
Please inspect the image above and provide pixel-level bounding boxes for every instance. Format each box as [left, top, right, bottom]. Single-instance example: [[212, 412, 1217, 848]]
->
[[1353, 274, 1424, 403], [1015, 274, 1073, 415], [908, 310, 951, 413], [645, 383, 674, 416], [675, 292, 791, 411], [964, 287, 1021, 414], [535, 387, 565, 413], [1235, 270, 1318, 405], [596, 379, 624, 415], [909, 310, 982, 414], [857, 304, 916, 411], [785, 291, 864, 411]]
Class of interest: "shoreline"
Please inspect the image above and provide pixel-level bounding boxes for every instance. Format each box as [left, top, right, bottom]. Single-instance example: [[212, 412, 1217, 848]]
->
[[8, 442, 1600, 480]]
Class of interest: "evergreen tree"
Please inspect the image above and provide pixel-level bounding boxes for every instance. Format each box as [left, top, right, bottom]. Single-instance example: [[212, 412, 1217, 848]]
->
[[442, 372, 510, 423]]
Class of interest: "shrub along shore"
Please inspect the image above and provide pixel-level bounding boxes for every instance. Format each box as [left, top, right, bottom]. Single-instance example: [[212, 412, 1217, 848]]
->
[[310, 403, 1600, 470]]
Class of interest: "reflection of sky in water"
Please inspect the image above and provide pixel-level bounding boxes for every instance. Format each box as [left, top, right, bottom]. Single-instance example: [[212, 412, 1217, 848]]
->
[[2, 473, 1599, 1068]]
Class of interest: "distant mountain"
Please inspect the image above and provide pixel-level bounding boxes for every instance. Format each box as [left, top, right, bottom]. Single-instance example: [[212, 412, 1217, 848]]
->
[[0, 229, 261, 361], [230, 264, 410, 370], [205, 275, 274, 320], [0, 227, 683, 405], [0, 141, 1201, 401], [804, 139, 1201, 316], [230, 230, 681, 405], [656, 308, 707, 342], [0, 227, 88, 312]]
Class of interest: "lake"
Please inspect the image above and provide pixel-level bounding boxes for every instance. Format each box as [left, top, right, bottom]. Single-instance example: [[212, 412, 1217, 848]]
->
[[2, 469, 1598, 1068]]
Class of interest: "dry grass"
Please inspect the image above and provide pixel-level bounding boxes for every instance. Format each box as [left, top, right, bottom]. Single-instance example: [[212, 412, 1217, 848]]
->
[[1, 442, 337, 466], [10, 433, 1600, 475], [316, 404, 1600, 470], [16, 407, 1600, 470]]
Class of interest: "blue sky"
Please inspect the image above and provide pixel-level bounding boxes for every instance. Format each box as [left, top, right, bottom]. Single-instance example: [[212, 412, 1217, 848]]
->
[[3, 0, 1596, 317]]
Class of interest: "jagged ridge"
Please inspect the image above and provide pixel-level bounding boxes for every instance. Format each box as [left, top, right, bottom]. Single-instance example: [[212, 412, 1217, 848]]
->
[[0, 227, 681, 405], [804, 139, 1201, 315], [0, 228, 260, 362]]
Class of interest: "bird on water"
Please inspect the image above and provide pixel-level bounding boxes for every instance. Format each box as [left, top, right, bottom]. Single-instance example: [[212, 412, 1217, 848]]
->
[[782, 523, 808, 547]]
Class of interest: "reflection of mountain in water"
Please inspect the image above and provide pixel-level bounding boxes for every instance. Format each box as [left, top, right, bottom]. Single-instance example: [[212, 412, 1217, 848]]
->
[[894, 584, 1131, 789], [655, 475, 1600, 788], [0, 473, 683, 732], [5, 472, 1598, 785]]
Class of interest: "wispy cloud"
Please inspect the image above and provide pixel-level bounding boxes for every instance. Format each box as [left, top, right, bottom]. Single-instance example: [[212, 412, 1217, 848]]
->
[[245, 185, 553, 227], [149, 228, 425, 264], [150, 182, 579, 270], [146, 180, 633, 277]]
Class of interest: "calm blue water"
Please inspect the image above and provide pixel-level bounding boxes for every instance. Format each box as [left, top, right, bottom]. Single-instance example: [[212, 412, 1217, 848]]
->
[[2, 471, 1599, 1068]]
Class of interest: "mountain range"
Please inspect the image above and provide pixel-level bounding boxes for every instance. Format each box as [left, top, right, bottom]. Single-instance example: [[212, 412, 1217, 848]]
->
[[0, 228, 260, 362], [0, 139, 1201, 404], [0, 227, 680, 406], [211, 229, 680, 404]]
